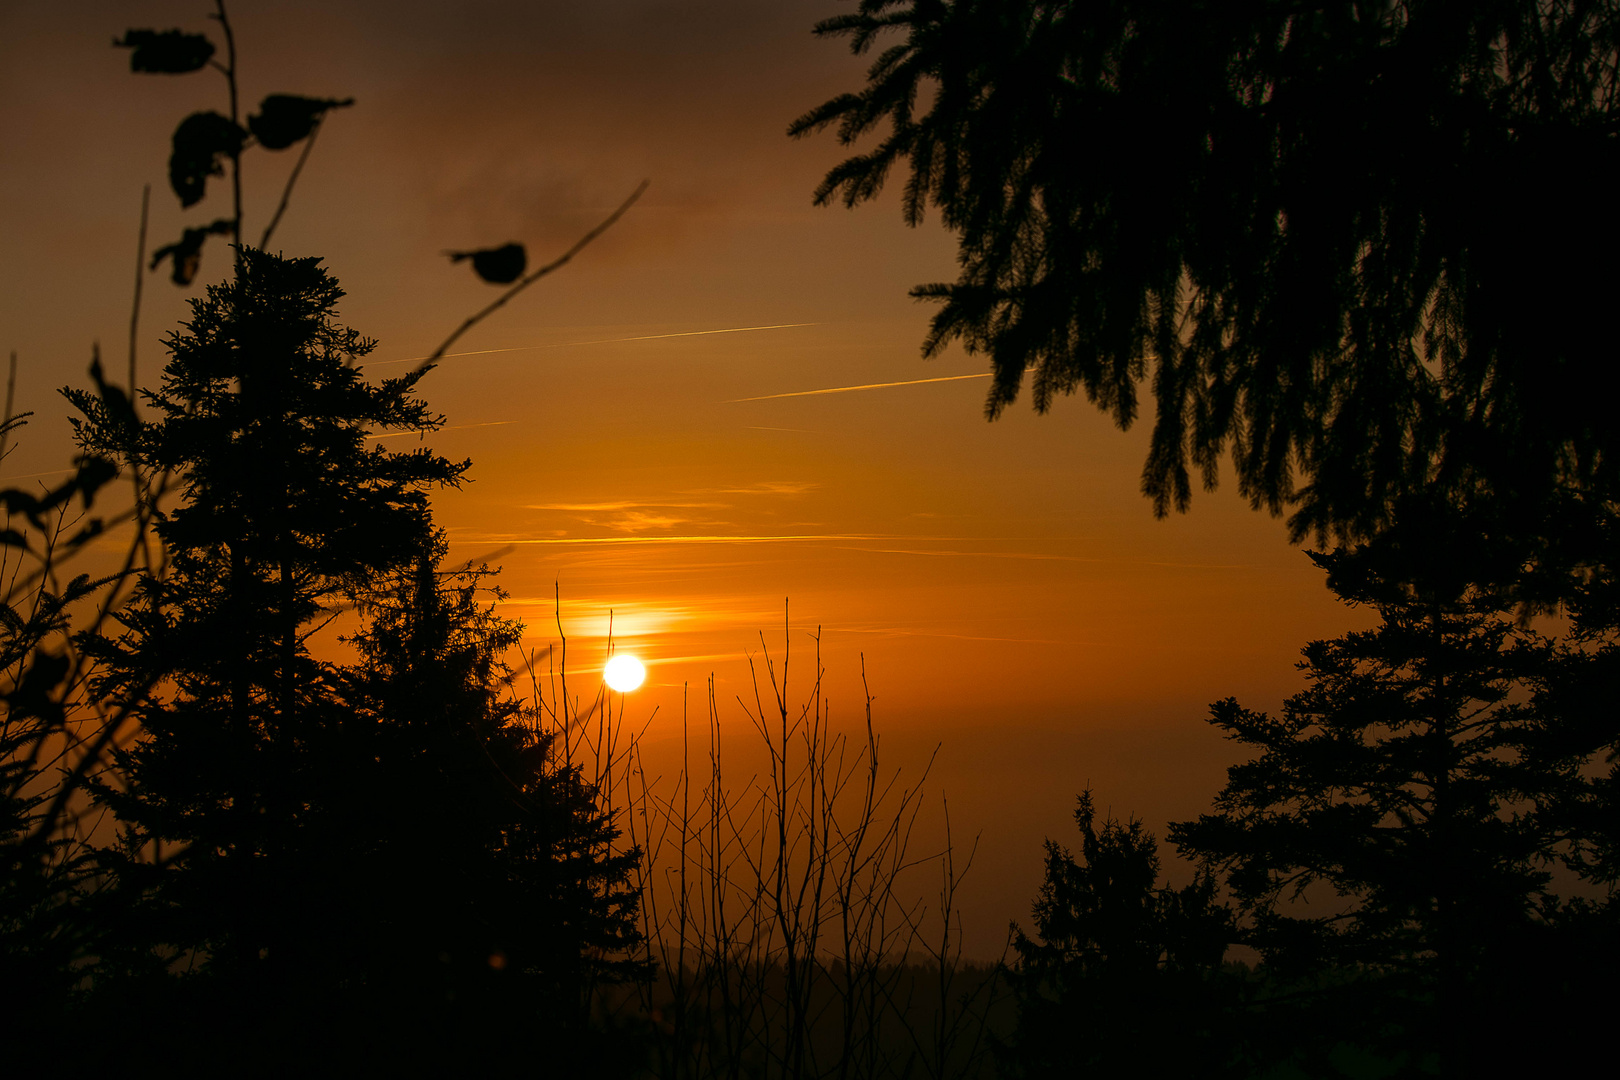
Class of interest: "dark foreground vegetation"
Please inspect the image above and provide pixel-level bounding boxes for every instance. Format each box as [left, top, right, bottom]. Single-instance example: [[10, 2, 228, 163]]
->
[[792, 2, 1620, 1076], [6, 2, 1619, 1077]]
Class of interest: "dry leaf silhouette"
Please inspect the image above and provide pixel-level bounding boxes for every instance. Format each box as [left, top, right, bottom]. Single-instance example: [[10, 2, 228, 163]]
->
[[169, 112, 246, 207], [248, 94, 355, 150], [114, 29, 215, 74], [149, 219, 232, 285], [447, 243, 527, 284]]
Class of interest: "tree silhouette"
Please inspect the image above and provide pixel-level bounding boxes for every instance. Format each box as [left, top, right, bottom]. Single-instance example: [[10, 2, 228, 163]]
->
[[799, 17, 1620, 1063], [61, 246, 650, 1069], [337, 536, 646, 1065], [67, 249, 464, 1011], [1169, 551, 1616, 1074], [5, 7, 652, 1067], [1004, 790, 1240, 1079], [792, 1, 1619, 567]]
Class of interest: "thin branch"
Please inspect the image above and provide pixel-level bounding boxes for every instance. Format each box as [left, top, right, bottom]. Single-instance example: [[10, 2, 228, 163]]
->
[[127, 185, 155, 570], [129, 184, 149, 394], [259, 119, 324, 249], [2, 351, 16, 463], [412, 180, 651, 377], [211, 0, 242, 262]]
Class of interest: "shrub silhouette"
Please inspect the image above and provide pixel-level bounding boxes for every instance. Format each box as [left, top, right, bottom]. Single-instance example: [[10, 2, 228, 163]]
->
[[1003, 790, 1238, 1079], [1170, 552, 1618, 1074]]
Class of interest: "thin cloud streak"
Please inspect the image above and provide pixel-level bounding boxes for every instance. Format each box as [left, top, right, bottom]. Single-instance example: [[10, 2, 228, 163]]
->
[[0, 467, 76, 483], [683, 481, 816, 496], [726, 372, 990, 402], [364, 420, 517, 440], [527, 500, 728, 511], [372, 322, 819, 366], [839, 545, 1259, 570], [447, 532, 1259, 567], [830, 626, 1114, 647], [452, 533, 892, 546], [637, 652, 750, 667], [836, 545, 1107, 563]]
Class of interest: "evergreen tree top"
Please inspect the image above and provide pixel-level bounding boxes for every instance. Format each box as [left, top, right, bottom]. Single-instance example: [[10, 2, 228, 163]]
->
[[794, 1, 1620, 546], [67, 248, 465, 591]]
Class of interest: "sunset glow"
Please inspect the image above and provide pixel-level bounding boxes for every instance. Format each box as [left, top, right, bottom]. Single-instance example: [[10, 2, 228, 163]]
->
[[603, 654, 646, 693], [0, 1, 1366, 961]]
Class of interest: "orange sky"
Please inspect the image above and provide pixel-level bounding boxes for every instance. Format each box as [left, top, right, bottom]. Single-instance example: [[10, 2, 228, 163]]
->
[[1, 1, 1372, 957]]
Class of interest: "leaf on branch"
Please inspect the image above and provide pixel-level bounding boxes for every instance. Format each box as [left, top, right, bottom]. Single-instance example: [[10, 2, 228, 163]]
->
[[169, 112, 246, 208], [72, 455, 120, 510], [114, 29, 215, 74], [64, 518, 106, 551], [149, 219, 234, 285], [247, 94, 355, 150], [0, 488, 42, 521], [4, 649, 71, 725], [87, 356, 136, 432], [0, 528, 29, 549], [447, 243, 527, 284]]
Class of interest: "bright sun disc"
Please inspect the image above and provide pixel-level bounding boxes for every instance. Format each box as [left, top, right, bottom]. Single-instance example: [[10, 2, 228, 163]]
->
[[603, 654, 646, 692]]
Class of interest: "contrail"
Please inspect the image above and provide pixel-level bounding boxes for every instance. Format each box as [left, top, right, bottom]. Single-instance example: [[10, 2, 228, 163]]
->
[[0, 467, 75, 483], [726, 372, 990, 402], [363, 420, 518, 441], [372, 322, 818, 366]]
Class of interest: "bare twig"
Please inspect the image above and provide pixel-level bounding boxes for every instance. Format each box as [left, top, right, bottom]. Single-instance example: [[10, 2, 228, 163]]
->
[[2, 352, 17, 463], [211, 0, 243, 261], [412, 180, 651, 377], [260, 118, 324, 249], [128, 185, 149, 394]]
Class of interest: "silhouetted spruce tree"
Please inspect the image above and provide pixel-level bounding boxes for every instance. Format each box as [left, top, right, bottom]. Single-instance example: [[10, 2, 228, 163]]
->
[[336, 535, 647, 1067], [1004, 790, 1240, 1080], [67, 249, 649, 1069], [794, 1, 1619, 596], [66, 248, 465, 1020], [1539, 537, 1620, 893], [1169, 552, 1612, 1075]]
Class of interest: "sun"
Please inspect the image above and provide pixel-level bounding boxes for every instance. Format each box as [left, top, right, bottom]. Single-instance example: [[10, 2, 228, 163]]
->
[[603, 654, 646, 692]]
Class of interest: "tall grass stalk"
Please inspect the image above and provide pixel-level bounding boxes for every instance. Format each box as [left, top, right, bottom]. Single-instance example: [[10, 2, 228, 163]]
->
[[527, 606, 1009, 1079]]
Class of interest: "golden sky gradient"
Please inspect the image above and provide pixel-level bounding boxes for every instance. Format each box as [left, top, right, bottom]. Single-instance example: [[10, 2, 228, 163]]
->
[[1, 1, 1373, 956]]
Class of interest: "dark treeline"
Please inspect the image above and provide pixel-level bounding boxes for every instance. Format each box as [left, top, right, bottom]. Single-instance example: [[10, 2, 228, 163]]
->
[[66, 251, 644, 1072], [5, 2, 1619, 1078], [1, 5, 646, 1074], [795, 2, 1618, 1078]]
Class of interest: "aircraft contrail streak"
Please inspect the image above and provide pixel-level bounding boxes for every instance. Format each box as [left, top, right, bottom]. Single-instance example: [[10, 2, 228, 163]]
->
[[0, 467, 75, 483], [726, 372, 990, 402], [363, 420, 518, 440], [373, 322, 818, 366]]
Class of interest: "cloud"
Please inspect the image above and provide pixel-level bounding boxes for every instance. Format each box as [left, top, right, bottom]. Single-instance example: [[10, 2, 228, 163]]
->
[[373, 323, 817, 368], [684, 480, 816, 496], [364, 420, 517, 440], [451, 533, 890, 546], [725, 373, 990, 403], [498, 593, 799, 643], [526, 500, 727, 512], [606, 511, 699, 532]]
